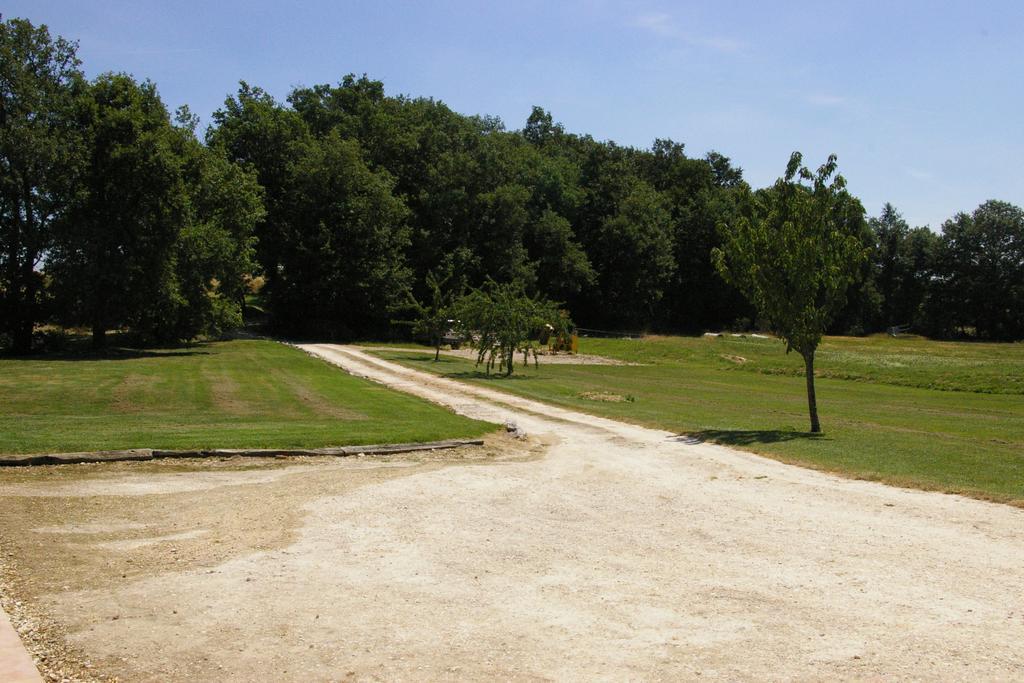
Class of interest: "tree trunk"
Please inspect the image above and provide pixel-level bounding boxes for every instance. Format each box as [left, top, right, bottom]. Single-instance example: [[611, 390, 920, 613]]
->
[[92, 323, 107, 350], [434, 342, 440, 362], [10, 318, 33, 355], [803, 350, 821, 433], [7, 239, 37, 355]]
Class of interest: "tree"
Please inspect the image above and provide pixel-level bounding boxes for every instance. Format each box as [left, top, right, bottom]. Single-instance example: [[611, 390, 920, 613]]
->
[[271, 130, 410, 338], [713, 153, 867, 433], [932, 201, 1024, 340], [455, 280, 564, 376], [207, 82, 310, 298], [49, 73, 186, 348], [705, 151, 744, 188], [639, 140, 751, 331], [0, 17, 85, 353], [829, 212, 881, 335], [867, 203, 938, 330], [592, 178, 676, 328], [162, 114, 263, 341], [523, 106, 565, 147], [528, 209, 596, 301], [46, 79, 262, 346], [405, 268, 461, 361]]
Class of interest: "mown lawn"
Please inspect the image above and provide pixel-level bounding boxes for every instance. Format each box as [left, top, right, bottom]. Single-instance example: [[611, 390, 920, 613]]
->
[[371, 334, 1024, 505], [0, 339, 493, 454]]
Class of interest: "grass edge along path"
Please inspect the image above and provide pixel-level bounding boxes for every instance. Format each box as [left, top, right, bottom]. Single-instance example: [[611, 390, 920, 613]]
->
[[0, 339, 495, 456], [367, 336, 1024, 508]]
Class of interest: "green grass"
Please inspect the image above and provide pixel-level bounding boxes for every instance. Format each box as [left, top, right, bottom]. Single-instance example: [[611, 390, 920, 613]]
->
[[0, 339, 493, 455], [370, 334, 1024, 506]]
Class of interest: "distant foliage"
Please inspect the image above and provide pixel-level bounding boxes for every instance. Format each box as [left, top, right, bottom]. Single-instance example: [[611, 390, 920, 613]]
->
[[209, 75, 750, 339], [929, 201, 1024, 341], [2, 16, 1022, 351]]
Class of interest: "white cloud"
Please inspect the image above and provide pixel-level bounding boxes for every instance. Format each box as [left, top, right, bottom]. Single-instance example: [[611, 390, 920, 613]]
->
[[805, 94, 847, 107], [698, 36, 745, 53], [631, 12, 745, 53], [634, 12, 676, 36], [905, 168, 935, 182]]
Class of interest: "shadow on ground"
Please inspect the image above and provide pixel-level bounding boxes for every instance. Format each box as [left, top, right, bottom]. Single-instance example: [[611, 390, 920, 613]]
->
[[3, 344, 211, 362], [442, 370, 541, 381], [673, 429, 827, 446]]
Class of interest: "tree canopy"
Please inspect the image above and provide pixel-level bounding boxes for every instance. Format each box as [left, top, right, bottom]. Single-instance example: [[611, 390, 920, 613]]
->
[[0, 17, 85, 352]]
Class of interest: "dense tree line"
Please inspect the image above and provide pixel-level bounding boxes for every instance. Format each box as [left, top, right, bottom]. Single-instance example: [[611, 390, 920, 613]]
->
[[2, 17, 1022, 353], [1, 18, 261, 351]]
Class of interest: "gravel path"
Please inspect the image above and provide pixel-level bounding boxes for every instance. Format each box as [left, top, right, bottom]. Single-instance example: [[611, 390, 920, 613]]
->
[[294, 344, 1024, 679]]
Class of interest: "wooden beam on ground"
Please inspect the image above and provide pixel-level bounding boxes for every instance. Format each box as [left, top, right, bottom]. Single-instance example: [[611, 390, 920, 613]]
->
[[0, 439, 485, 467]]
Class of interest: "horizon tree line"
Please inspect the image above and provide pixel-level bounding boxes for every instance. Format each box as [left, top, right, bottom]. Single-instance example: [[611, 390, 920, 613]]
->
[[2, 16, 1022, 354]]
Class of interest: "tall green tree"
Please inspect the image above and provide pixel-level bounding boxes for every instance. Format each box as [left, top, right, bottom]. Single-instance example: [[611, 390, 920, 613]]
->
[[163, 110, 264, 340], [0, 17, 85, 353], [272, 131, 410, 338], [932, 200, 1024, 340], [713, 153, 867, 433], [528, 209, 595, 301], [639, 139, 750, 331], [48, 73, 186, 347], [864, 203, 939, 331], [592, 178, 676, 328], [207, 83, 310, 295]]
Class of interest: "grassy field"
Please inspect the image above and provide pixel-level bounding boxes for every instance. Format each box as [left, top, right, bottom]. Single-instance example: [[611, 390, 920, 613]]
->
[[370, 334, 1024, 505], [0, 339, 493, 455]]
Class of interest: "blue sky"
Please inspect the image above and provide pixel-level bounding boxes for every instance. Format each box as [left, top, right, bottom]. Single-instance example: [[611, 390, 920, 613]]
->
[[9, 1, 1023, 229]]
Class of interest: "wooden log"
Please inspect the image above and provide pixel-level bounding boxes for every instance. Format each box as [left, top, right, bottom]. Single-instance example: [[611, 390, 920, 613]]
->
[[0, 440, 485, 467], [0, 449, 154, 466]]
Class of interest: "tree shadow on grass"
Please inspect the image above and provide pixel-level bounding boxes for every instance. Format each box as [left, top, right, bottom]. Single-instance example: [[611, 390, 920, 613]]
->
[[672, 429, 828, 446], [442, 370, 543, 381], [382, 353, 456, 364], [2, 344, 211, 362]]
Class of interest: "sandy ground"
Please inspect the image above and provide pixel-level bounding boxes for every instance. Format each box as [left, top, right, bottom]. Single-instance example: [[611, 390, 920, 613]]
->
[[356, 345, 636, 365], [1, 343, 1023, 681]]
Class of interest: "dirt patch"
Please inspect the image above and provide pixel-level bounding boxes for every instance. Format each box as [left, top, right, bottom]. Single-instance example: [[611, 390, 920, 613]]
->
[[281, 375, 367, 420], [720, 354, 749, 364], [578, 391, 633, 402], [0, 434, 538, 682], [203, 369, 255, 417], [359, 345, 639, 366], [110, 373, 157, 414]]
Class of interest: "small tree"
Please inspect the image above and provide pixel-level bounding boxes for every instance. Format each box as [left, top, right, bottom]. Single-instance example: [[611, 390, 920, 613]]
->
[[455, 280, 564, 376], [406, 268, 460, 361], [712, 152, 866, 433]]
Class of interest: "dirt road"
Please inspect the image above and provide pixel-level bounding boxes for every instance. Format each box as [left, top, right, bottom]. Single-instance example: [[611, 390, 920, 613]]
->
[[2, 343, 1022, 680]]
